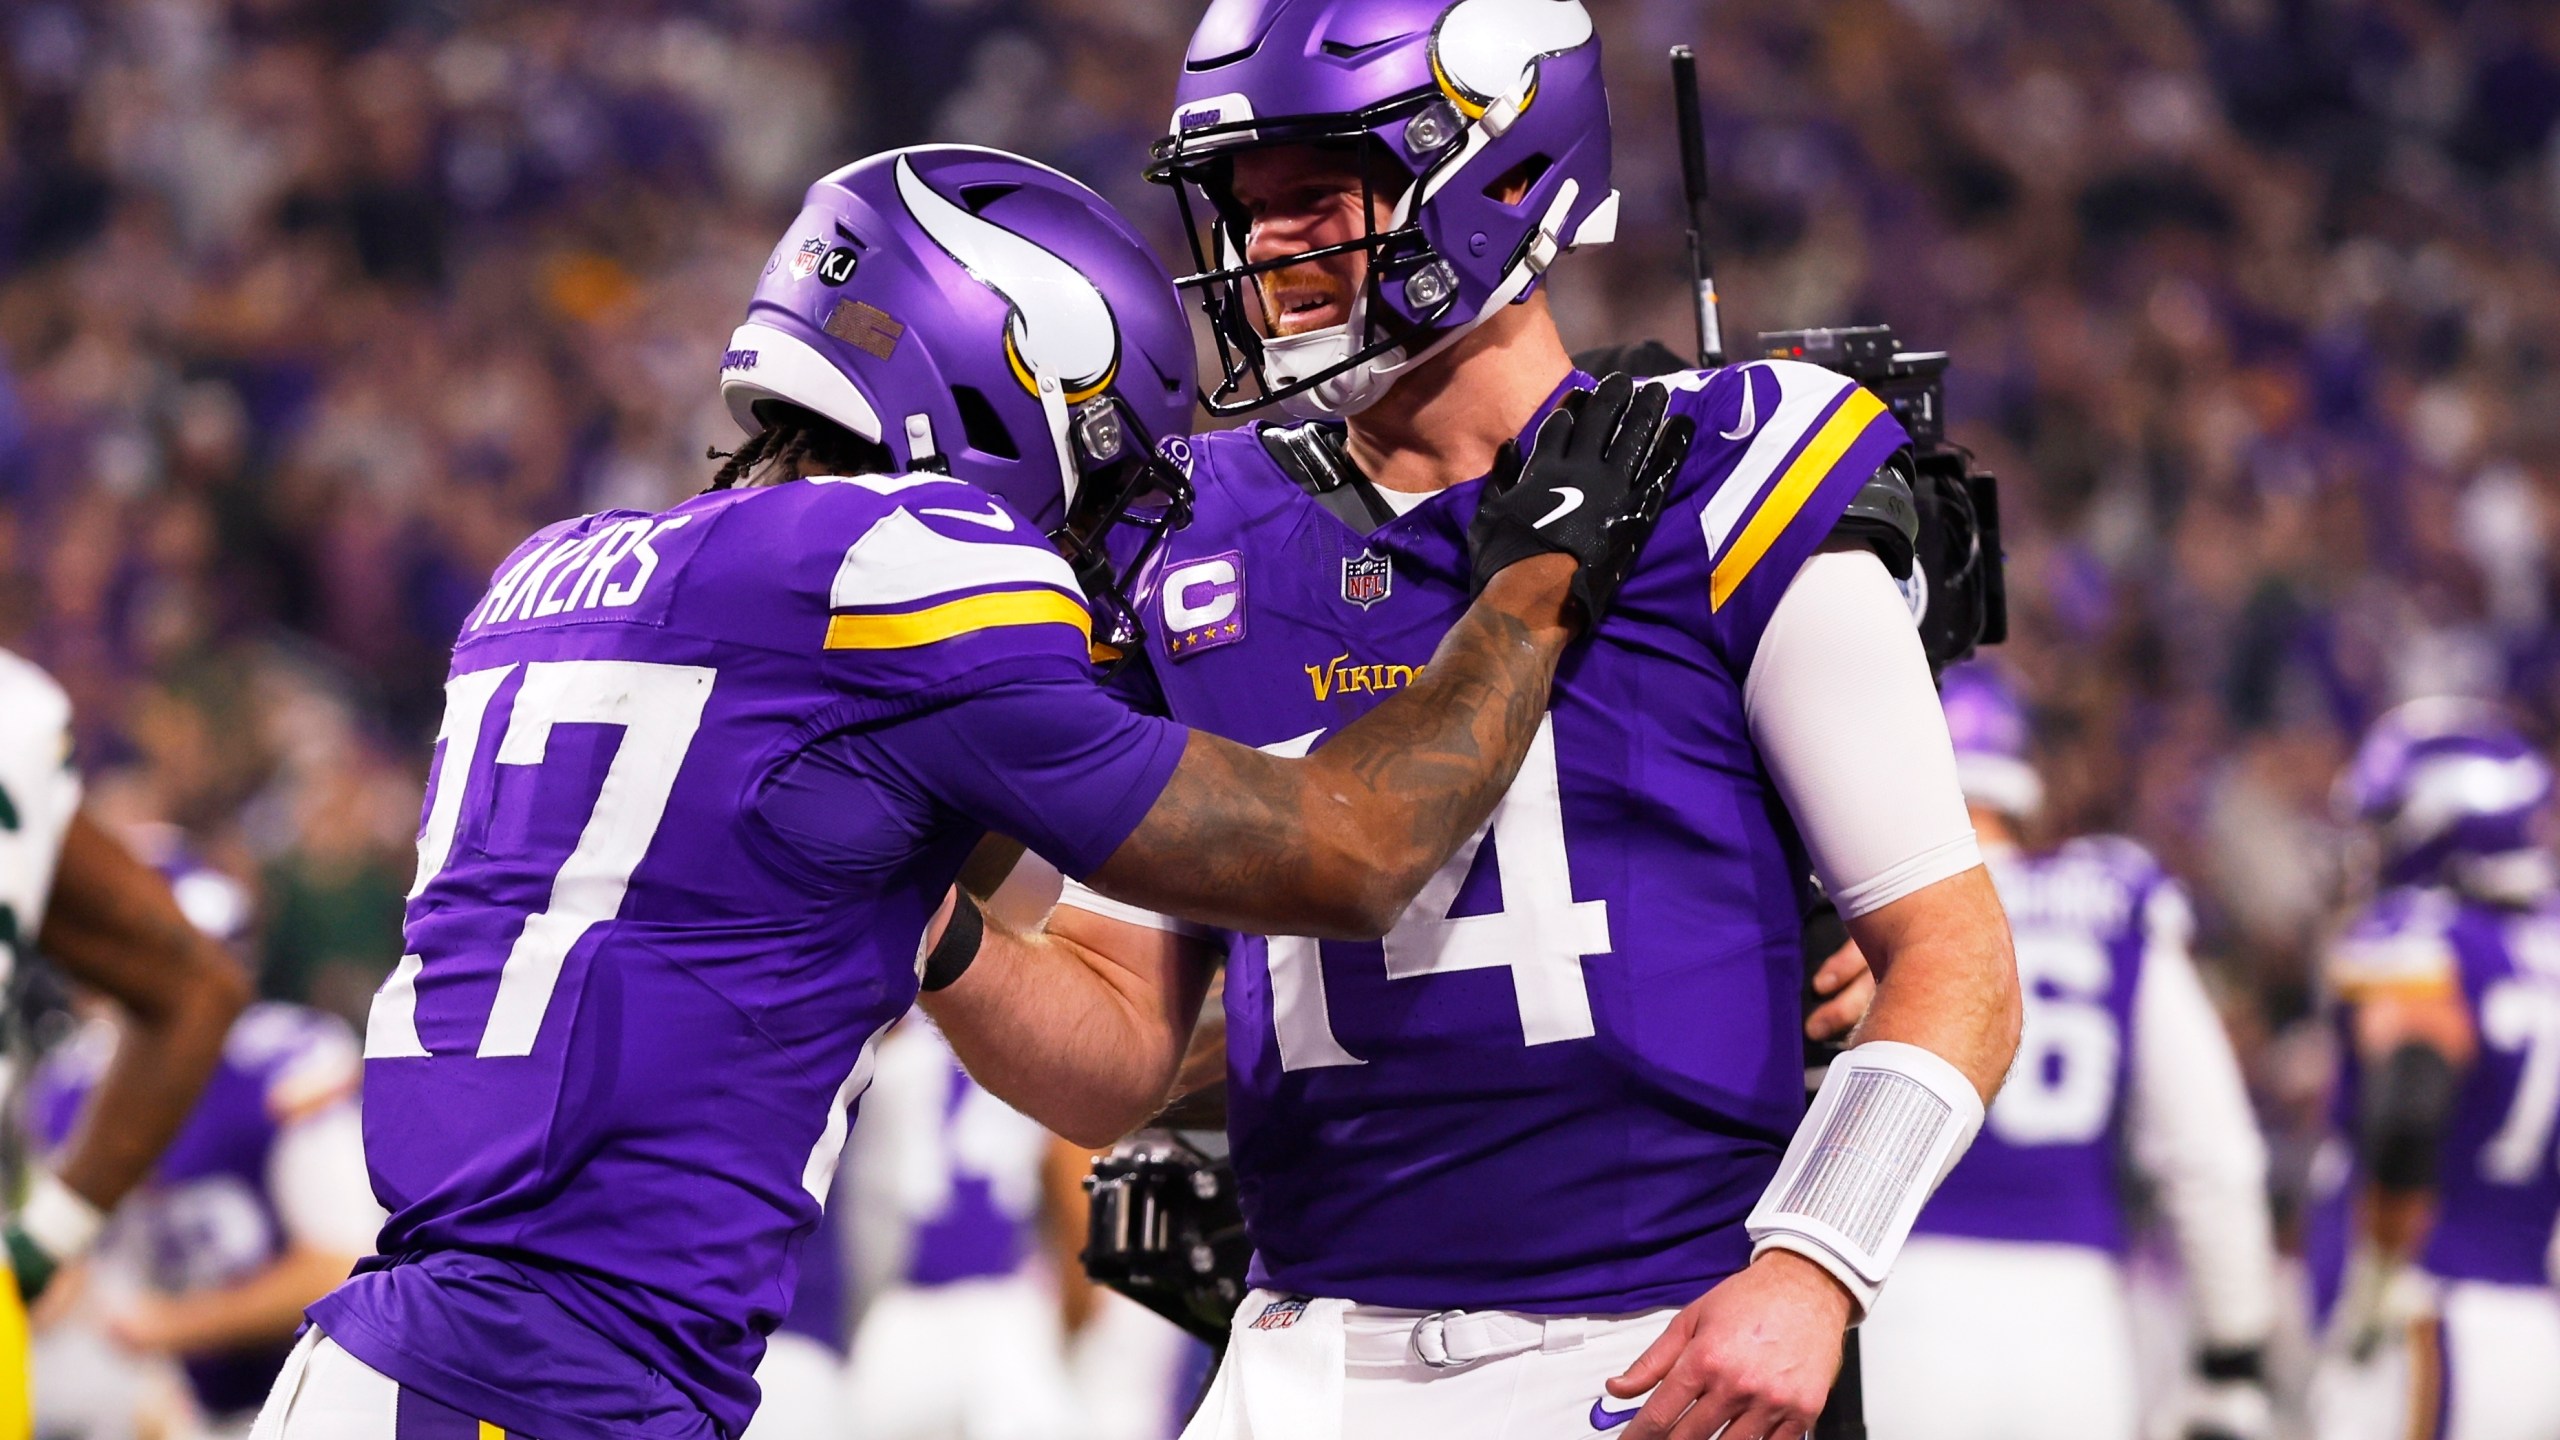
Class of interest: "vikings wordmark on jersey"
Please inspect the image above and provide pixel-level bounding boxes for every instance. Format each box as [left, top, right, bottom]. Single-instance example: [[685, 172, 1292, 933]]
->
[[1099, 361, 1906, 1314], [316, 475, 1184, 1440]]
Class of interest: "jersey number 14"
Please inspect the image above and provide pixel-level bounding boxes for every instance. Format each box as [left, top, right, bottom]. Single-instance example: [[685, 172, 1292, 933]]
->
[[1266, 718, 1611, 1070]]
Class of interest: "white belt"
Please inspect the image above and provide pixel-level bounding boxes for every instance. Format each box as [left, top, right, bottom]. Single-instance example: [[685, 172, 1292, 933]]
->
[[1344, 1307, 1590, 1369]]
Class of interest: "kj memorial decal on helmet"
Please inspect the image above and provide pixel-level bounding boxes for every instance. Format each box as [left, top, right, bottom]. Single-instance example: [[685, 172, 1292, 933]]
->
[[1149, 0, 1619, 418], [718, 146, 1198, 651]]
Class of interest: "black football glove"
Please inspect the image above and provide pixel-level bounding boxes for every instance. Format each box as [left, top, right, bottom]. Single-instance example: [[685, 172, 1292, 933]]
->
[[1468, 372, 1691, 625]]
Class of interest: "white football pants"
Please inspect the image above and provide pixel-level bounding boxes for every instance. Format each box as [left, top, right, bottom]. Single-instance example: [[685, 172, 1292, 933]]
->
[[1178, 1288, 1680, 1440], [2309, 1279, 2560, 1440], [1859, 1236, 2140, 1440], [741, 1332, 850, 1440], [248, 1331, 404, 1440], [841, 1272, 1082, 1440]]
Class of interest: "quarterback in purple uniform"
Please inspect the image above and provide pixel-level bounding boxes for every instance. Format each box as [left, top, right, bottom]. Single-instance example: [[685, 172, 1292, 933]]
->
[[1857, 665, 2279, 1440], [249, 145, 1681, 1440], [2306, 700, 2560, 1440], [921, 6, 2024, 1439]]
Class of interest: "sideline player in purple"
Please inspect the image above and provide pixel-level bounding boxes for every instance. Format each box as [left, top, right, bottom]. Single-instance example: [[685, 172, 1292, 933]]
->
[[919, 6, 2024, 1439], [2306, 699, 2560, 1440], [1856, 664, 2279, 1440], [247, 144, 1686, 1440]]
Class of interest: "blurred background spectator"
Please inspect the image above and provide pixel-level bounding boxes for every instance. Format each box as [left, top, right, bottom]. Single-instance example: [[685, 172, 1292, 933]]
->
[[11, 0, 2560, 1429]]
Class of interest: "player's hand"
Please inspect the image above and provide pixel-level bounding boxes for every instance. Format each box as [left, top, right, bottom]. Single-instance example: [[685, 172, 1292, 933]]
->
[[1806, 940, 1874, 1042], [1468, 372, 1689, 626], [1606, 1249, 1852, 1440], [105, 1293, 183, 1354]]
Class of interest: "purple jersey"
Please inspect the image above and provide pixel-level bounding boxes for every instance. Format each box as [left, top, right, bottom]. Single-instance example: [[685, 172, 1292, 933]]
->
[[849, 1021, 1047, 1292], [2308, 886, 2560, 1313], [1916, 838, 2175, 1252], [1114, 363, 1906, 1314], [310, 475, 1184, 1440], [34, 1003, 361, 1418]]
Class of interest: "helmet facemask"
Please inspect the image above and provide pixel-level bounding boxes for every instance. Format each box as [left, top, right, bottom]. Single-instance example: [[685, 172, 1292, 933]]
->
[[1052, 394, 1196, 654], [1152, 104, 1473, 418]]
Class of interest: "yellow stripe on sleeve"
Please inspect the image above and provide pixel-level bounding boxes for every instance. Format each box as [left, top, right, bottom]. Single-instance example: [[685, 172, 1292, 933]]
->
[[823, 587, 1091, 651], [1709, 387, 1888, 612], [479, 1421, 506, 1440]]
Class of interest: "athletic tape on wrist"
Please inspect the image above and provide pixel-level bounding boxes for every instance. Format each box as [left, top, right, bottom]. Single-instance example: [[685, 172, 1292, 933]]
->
[[919, 891, 985, 993], [18, 1167, 105, 1263], [1745, 1040, 1985, 1319]]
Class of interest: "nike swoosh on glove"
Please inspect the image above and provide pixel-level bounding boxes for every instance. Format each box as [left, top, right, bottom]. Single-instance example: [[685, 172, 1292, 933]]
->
[[1467, 371, 1691, 626]]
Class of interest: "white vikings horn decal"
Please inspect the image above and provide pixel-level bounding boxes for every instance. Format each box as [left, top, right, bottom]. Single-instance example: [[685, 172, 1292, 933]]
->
[[1430, 0, 1594, 114], [896, 156, 1120, 402]]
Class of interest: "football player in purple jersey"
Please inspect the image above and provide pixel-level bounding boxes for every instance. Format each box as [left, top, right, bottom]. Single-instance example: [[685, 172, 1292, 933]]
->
[[917, 5, 2024, 1439], [1855, 664, 2279, 1440], [247, 145, 1683, 1440], [2305, 699, 2560, 1440], [0, 649, 252, 1437], [28, 839, 379, 1440]]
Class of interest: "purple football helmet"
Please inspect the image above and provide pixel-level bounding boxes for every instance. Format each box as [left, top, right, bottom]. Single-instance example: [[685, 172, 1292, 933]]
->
[[2339, 697, 2556, 893], [1940, 661, 2042, 817], [720, 146, 1198, 647], [1147, 0, 1619, 418]]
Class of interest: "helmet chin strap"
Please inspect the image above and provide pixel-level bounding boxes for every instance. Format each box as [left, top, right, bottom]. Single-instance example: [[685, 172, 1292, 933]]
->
[[1025, 349, 1081, 516], [1267, 177, 1583, 421]]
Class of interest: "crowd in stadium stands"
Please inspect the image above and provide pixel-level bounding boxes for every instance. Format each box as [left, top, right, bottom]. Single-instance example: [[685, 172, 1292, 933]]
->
[[6, 0, 2560, 1285]]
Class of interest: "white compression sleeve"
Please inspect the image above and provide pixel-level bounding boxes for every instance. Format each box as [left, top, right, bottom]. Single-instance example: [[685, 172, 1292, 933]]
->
[[1743, 548, 1980, 918], [268, 1102, 386, 1256], [2125, 892, 2279, 1349]]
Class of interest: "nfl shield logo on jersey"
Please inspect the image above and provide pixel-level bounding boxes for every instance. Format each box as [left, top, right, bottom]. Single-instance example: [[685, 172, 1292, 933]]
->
[[788, 236, 828, 279], [1251, 1296, 1308, 1330], [1341, 549, 1392, 609]]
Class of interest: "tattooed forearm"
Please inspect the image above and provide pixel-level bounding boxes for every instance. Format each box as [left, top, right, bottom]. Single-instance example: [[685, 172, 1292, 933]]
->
[[1089, 556, 1577, 939]]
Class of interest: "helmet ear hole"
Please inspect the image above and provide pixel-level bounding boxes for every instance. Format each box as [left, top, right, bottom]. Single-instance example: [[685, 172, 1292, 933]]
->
[[951, 386, 1022, 460], [1481, 154, 1553, 207]]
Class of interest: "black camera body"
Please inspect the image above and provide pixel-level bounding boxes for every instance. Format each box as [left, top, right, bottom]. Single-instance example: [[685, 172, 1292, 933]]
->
[[1755, 325, 2008, 671], [1082, 1130, 1250, 1347]]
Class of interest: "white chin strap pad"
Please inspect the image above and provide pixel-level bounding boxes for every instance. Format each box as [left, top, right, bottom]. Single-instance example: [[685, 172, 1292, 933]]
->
[[1744, 1040, 1985, 1321]]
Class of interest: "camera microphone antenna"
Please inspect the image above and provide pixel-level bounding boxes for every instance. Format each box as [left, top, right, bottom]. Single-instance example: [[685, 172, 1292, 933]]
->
[[1670, 45, 1724, 368]]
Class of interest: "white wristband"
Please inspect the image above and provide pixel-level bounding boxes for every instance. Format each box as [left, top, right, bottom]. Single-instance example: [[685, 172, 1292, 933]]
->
[[1745, 1040, 1985, 1320], [18, 1167, 106, 1263]]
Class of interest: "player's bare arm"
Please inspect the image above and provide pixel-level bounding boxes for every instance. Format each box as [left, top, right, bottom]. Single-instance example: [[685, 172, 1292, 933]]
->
[[926, 899, 1218, 1145], [1608, 868, 2019, 1440], [10, 812, 250, 1294]]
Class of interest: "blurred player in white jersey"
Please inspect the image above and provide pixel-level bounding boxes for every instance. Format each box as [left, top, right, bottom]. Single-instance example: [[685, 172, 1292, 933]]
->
[[1862, 663, 2279, 1440], [2306, 699, 2560, 1440], [0, 648, 250, 1440]]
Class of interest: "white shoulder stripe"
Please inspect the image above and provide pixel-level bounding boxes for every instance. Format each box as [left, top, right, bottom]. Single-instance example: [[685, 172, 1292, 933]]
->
[[830, 506, 1079, 610], [1697, 360, 1856, 557]]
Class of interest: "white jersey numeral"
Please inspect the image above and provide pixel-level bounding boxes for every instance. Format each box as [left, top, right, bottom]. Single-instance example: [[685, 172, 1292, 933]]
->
[[1987, 930, 2121, 1146], [2480, 974, 2560, 1184], [1271, 718, 1607, 1072], [369, 660, 714, 1060]]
